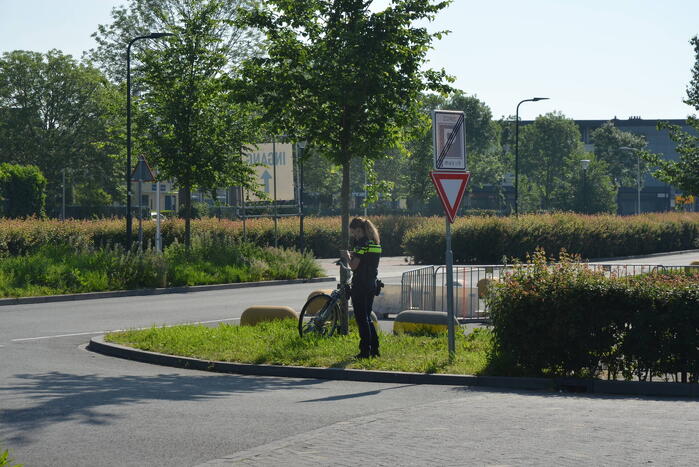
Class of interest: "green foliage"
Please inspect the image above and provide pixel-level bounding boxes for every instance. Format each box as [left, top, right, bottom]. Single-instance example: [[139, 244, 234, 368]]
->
[[643, 36, 699, 197], [89, 0, 261, 82], [591, 121, 647, 187], [0, 445, 22, 467], [488, 249, 699, 381], [236, 0, 453, 246], [133, 0, 263, 246], [106, 319, 493, 375], [519, 112, 583, 210], [400, 91, 504, 208], [0, 163, 47, 217], [403, 212, 699, 264], [549, 154, 617, 214], [0, 50, 121, 211], [73, 183, 113, 207]]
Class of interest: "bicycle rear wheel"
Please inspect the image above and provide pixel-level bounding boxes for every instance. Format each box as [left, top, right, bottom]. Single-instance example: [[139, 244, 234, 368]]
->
[[299, 294, 340, 337]]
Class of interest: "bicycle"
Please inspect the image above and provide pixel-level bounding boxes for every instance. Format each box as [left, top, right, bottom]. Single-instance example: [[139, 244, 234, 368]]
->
[[298, 258, 352, 337]]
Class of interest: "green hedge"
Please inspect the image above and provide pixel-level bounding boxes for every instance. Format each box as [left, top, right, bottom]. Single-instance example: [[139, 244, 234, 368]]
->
[[3, 213, 699, 261], [488, 250, 699, 381], [0, 216, 425, 258], [403, 212, 699, 263]]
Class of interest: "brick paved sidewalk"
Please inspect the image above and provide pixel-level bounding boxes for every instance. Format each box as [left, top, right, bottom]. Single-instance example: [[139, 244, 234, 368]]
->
[[197, 389, 699, 466]]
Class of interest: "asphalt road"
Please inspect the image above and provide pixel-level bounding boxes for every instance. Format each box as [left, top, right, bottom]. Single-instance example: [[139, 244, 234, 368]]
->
[[2, 251, 699, 466]]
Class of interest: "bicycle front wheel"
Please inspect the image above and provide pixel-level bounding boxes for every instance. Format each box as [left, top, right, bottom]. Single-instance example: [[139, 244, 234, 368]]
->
[[299, 294, 340, 337]]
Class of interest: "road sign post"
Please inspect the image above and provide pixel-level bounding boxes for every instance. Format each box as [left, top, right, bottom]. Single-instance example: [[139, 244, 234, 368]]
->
[[130, 155, 156, 250], [431, 109, 469, 356], [430, 170, 470, 355]]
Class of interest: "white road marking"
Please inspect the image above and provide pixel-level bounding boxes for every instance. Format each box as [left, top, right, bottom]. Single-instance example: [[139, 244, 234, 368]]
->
[[10, 317, 241, 342]]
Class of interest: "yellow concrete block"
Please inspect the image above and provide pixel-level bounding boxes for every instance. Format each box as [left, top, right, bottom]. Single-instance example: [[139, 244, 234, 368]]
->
[[306, 289, 334, 302], [240, 306, 299, 326], [393, 310, 457, 335], [304, 293, 332, 316]]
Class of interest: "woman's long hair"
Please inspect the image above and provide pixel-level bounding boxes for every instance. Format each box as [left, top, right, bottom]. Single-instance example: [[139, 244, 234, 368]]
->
[[350, 217, 380, 244]]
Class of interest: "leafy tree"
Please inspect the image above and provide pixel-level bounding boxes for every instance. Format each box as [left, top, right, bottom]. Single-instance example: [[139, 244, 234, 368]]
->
[[301, 148, 343, 213], [88, 0, 260, 82], [135, 0, 262, 246], [0, 50, 120, 211], [550, 155, 616, 214], [591, 121, 647, 188], [519, 112, 583, 211], [643, 36, 699, 197], [236, 0, 453, 247]]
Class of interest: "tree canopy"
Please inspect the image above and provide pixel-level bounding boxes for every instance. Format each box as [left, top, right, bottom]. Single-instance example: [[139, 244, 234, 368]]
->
[[134, 0, 263, 246], [0, 50, 120, 210], [645, 36, 699, 197], [236, 0, 453, 245]]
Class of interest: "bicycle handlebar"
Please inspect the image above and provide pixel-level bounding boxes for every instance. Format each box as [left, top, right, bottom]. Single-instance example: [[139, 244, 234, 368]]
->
[[334, 258, 352, 271]]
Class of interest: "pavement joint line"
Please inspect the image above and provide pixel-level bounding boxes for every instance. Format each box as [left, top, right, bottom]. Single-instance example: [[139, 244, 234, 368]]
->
[[10, 317, 241, 342]]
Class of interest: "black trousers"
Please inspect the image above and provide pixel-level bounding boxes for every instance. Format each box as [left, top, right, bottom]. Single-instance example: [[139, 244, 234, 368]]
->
[[351, 287, 379, 355]]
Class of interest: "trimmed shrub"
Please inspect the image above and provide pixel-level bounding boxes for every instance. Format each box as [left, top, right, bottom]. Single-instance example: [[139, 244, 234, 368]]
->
[[0, 163, 47, 218], [487, 249, 699, 381], [403, 212, 699, 264]]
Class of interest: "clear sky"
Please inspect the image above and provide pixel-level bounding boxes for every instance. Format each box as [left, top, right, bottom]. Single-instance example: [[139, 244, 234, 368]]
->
[[1, 0, 698, 121]]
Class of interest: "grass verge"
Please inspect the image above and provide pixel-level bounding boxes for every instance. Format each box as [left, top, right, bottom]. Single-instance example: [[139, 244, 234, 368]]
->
[[105, 319, 493, 375], [0, 237, 323, 298]]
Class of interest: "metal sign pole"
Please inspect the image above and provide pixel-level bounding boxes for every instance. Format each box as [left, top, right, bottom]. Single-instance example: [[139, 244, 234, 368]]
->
[[272, 136, 278, 248], [138, 180, 143, 249], [155, 172, 161, 252], [445, 217, 456, 356]]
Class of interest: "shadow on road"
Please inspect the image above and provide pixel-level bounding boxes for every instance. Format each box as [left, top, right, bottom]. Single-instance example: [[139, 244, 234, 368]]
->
[[0, 371, 323, 443], [299, 384, 416, 403]]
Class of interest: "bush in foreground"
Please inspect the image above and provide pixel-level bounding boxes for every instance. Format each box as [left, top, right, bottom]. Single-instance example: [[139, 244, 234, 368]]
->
[[488, 249, 699, 381]]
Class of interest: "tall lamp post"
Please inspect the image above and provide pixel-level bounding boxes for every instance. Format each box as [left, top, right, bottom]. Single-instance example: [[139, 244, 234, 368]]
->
[[514, 97, 549, 216], [126, 32, 174, 249], [619, 146, 642, 215], [297, 141, 306, 253]]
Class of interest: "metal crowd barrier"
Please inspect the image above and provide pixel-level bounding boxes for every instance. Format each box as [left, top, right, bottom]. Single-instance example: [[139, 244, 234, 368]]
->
[[401, 263, 699, 322]]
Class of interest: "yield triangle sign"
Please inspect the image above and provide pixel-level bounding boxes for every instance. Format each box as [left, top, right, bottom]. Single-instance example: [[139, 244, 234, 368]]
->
[[131, 156, 156, 182], [430, 171, 470, 223]]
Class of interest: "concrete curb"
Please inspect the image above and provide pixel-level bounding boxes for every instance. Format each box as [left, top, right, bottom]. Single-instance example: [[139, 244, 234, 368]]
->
[[87, 335, 699, 398], [0, 277, 335, 307]]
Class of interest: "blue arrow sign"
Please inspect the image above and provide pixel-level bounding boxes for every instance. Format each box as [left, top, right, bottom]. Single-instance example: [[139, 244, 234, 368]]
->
[[261, 170, 272, 193]]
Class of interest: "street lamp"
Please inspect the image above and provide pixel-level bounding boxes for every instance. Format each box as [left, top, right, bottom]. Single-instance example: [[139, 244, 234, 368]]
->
[[580, 159, 590, 214], [514, 97, 549, 216], [619, 146, 642, 215], [126, 32, 175, 249]]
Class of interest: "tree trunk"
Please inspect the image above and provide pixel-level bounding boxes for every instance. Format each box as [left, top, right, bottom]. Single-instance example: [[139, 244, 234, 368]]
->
[[339, 158, 351, 335], [181, 184, 192, 249]]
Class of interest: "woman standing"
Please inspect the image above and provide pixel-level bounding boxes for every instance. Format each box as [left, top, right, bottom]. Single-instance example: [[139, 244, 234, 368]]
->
[[342, 217, 382, 359]]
